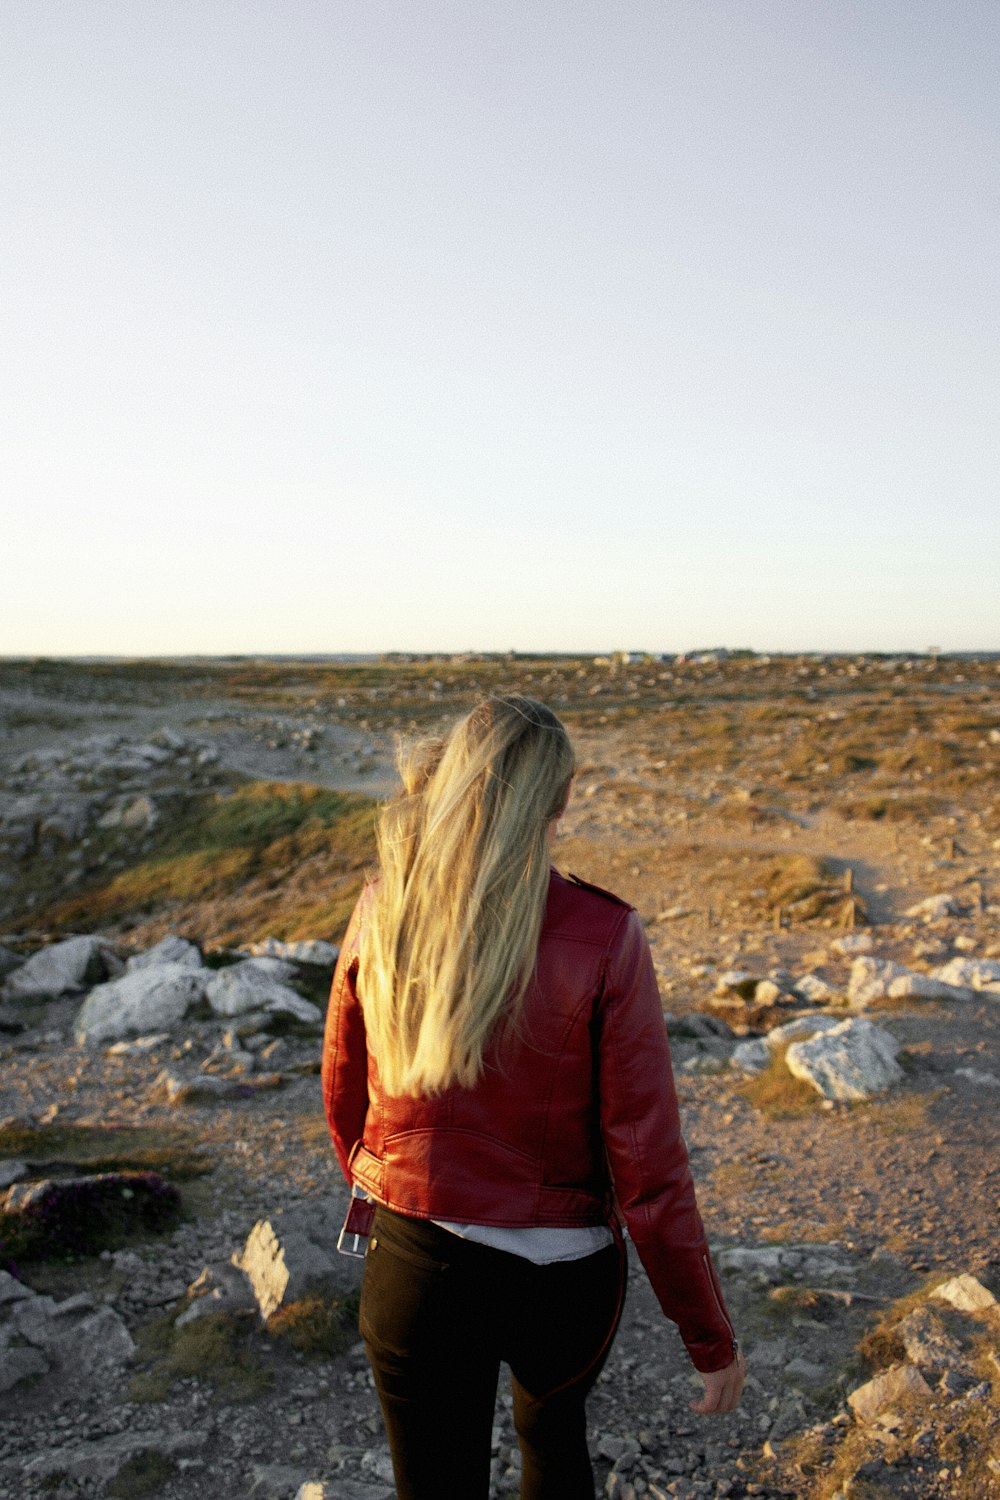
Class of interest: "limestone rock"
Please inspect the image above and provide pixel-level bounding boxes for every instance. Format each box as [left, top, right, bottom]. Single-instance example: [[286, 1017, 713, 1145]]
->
[[205, 962, 322, 1024], [930, 1273, 998, 1314], [3, 935, 117, 1000], [905, 893, 958, 921], [831, 932, 873, 956], [793, 972, 835, 1004], [954, 1066, 1000, 1087], [0, 1160, 28, 1191], [0, 1338, 49, 1392], [715, 970, 758, 999], [0, 1269, 35, 1307], [0, 945, 24, 978], [74, 963, 208, 1046], [175, 1261, 256, 1326], [933, 956, 1000, 990], [243, 938, 340, 967], [784, 1017, 903, 1100], [895, 1306, 967, 1373], [847, 1363, 933, 1423], [97, 792, 159, 830], [847, 956, 909, 1008], [1, 1279, 135, 1392], [713, 1243, 852, 1282], [885, 971, 973, 1001], [730, 1013, 845, 1074], [233, 1202, 354, 1320], [293, 1483, 393, 1500], [151, 1069, 277, 1105], [22, 1428, 207, 1483], [127, 933, 203, 970]]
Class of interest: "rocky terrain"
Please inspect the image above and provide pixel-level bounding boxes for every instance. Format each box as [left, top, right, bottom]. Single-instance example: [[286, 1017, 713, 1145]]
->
[[1, 653, 998, 1499]]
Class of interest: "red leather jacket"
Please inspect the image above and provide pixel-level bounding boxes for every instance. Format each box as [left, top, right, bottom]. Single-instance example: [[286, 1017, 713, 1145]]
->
[[322, 867, 737, 1372]]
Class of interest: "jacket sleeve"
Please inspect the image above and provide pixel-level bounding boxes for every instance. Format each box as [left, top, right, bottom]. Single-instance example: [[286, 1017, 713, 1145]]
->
[[597, 908, 737, 1373], [321, 891, 370, 1184]]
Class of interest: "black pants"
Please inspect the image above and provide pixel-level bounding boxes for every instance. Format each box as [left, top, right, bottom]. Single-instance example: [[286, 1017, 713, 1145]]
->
[[359, 1206, 627, 1500]]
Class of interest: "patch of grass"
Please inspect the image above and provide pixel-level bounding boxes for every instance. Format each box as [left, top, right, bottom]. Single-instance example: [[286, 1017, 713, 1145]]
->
[[266, 1290, 360, 1358], [0, 1122, 211, 1181], [838, 792, 946, 822], [851, 1090, 944, 1135], [131, 1308, 272, 1403], [105, 1452, 177, 1498], [761, 1220, 848, 1245], [738, 1041, 821, 1118], [35, 780, 376, 944]]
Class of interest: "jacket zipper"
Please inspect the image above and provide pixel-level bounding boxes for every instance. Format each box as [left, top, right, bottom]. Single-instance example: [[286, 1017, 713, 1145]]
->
[[703, 1253, 739, 1357]]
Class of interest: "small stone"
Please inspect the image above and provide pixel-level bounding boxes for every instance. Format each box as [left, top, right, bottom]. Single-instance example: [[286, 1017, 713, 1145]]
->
[[953, 1067, 1000, 1087], [847, 1364, 932, 1423], [905, 893, 957, 921], [931, 1274, 997, 1314], [831, 932, 873, 956], [127, 934, 203, 971]]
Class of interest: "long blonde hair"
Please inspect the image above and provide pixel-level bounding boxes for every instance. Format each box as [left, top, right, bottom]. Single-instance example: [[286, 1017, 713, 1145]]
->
[[360, 694, 575, 1097]]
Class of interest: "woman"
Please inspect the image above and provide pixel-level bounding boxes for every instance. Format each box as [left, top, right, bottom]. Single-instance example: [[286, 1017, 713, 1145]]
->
[[322, 694, 743, 1500]]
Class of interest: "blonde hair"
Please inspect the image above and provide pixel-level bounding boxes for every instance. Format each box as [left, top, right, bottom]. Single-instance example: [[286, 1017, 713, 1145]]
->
[[360, 694, 575, 1097]]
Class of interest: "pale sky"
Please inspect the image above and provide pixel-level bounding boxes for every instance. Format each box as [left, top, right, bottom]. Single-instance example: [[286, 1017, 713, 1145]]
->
[[4, 2, 998, 656]]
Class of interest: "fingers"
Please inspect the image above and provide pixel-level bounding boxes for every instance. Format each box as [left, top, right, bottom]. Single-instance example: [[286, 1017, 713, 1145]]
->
[[688, 1353, 746, 1415]]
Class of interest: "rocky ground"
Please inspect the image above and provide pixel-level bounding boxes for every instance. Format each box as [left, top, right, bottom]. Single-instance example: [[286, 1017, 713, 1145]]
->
[[1, 654, 998, 1499]]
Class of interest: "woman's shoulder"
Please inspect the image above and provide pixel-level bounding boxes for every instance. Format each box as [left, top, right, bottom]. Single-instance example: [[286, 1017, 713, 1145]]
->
[[562, 870, 633, 909], [544, 867, 636, 945]]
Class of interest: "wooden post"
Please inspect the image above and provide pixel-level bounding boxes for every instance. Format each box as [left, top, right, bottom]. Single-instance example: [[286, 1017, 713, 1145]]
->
[[946, 835, 955, 861], [841, 897, 857, 929], [773, 904, 783, 931], [972, 880, 983, 915], [843, 867, 854, 894]]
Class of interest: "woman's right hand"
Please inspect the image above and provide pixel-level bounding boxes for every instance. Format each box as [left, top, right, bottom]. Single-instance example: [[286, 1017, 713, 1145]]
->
[[689, 1347, 745, 1414]]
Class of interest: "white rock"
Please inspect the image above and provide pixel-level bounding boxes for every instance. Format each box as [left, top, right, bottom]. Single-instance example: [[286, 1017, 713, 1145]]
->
[[905, 893, 957, 921], [205, 964, 321, 1024], [0, 1161, 29, 1191], [831, 932, 873, 956], [127, 934, 203, 970], [0, 1336, 49, 1392], [730, 1013, 845, 1074], [175, 1262, 256, 1326], [152, 727, 186, 750], [243, 938, 340, 966], [22, 1429, 206, 1482], [235, 956, 298, 982], [6, 1287, 135, 1384], [847, 956, 909, 1008], [713, 1244, 852, 1281], [885, 972, 973, 1001], [97, 793, 158, 831], [847, 1363, 932, 1423], [716, 970, 755, 994], [152, 1070, 247, 1104], [0, 1270, 35, 1306], [3, 935, 116, 999], [933, 956, 1000, 990], [730, 1038, 772, 1073], [233, 1215, 343, 1321], [895, 1306, 966, 1372], [106, 1034, 171, 1055], [931, 1274, 998, 1314], [785, 1017, 903, 1101], [0, 944, 25, 977], [74, 963, 208, 1046], [793, 973, 835, 1004], [954, 1067, 1000, 1087]]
